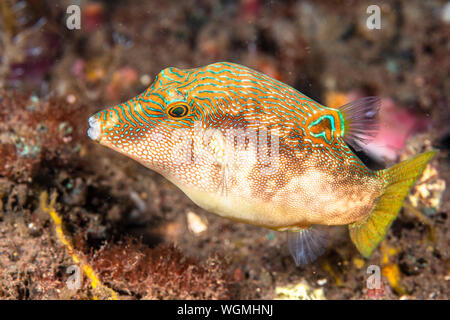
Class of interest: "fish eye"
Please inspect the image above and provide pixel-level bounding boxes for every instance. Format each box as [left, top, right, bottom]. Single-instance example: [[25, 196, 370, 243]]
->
[[167, 102, 190, 119]]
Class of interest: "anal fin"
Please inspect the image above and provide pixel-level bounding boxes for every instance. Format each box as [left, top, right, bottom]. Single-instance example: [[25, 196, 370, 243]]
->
[[286, 226, 328, 266]]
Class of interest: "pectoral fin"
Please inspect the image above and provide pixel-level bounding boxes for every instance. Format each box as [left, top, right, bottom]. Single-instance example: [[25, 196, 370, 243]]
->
[[286, 226, 328, 266]]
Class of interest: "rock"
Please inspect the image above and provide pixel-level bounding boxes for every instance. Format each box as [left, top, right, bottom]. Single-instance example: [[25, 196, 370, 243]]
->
[[186, 211, 208, 234]]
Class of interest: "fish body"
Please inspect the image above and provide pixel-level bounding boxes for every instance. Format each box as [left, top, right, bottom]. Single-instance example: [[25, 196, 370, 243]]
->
[[88, 62, 435, 265]]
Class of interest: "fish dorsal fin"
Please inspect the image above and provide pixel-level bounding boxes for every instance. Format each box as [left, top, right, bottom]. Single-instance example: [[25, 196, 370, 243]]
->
[[286, 226, 328, 266], [338, 96, 381, 151]]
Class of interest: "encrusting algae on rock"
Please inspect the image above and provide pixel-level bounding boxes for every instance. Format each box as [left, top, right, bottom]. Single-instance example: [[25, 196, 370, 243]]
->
[[88, 62, 436, 266], [275, 280, 325, 300]]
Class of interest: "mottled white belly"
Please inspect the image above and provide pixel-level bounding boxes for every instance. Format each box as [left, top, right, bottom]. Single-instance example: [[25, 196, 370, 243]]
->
[[180, 185, 304, 229], [176, 166, 382, 229]]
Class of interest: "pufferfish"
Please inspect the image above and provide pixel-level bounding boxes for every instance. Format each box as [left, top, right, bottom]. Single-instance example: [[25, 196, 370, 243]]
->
[[87, 62, 435, 265]]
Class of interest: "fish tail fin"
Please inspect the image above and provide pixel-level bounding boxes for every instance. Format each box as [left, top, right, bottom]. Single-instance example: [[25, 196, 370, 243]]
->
[[349, 150, 437, 257]]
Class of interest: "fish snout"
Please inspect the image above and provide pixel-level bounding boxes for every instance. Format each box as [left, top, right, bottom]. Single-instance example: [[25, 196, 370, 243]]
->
[[87, 115, 101, 141]]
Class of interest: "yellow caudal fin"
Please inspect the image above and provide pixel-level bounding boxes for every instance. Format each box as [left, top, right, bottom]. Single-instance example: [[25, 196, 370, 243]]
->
[[349, 151, 437, 257]]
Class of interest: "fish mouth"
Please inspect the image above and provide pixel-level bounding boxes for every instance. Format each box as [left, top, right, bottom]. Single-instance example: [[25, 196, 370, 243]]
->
[[87, 116, 101, 141]]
